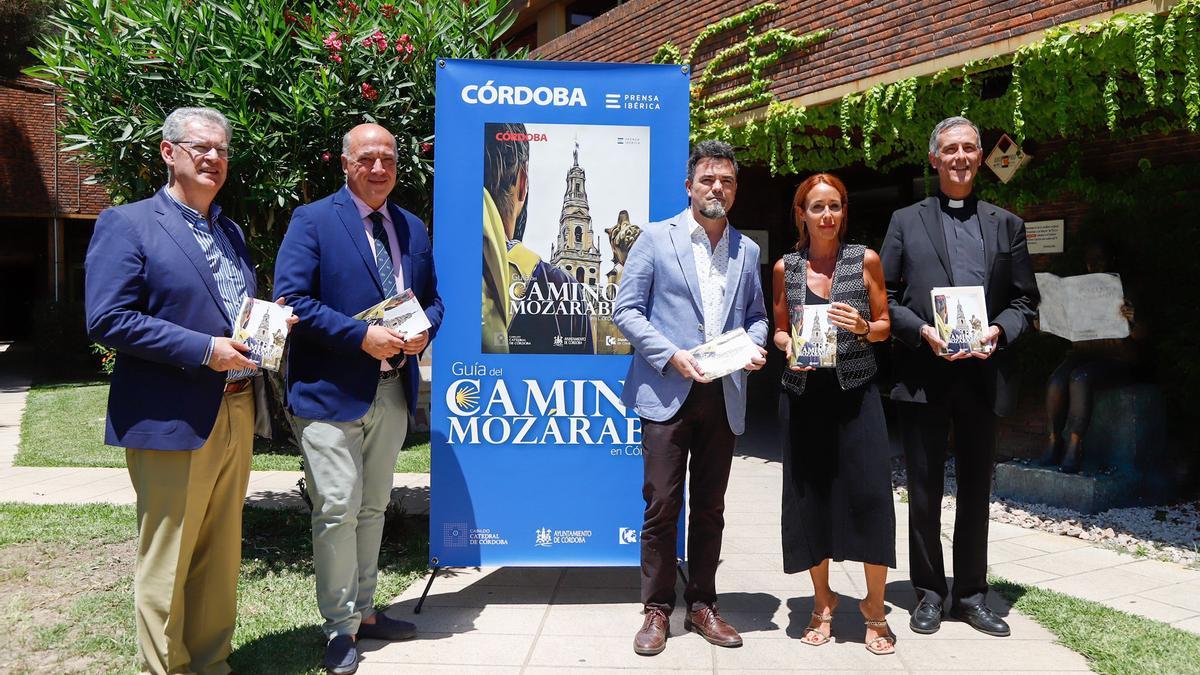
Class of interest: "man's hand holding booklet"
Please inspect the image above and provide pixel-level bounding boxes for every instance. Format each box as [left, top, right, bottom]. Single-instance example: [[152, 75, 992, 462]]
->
[[353, 288, 432, 336], [688, 328, 763, 381]]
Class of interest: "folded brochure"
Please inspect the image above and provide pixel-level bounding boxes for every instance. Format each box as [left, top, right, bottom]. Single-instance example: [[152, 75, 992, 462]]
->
[[353, 289, 432, 336], [930, 286, 992, 355], [689, 328, 760, 380], [789, 303, 836, 368], [232, 297, 292, 371]]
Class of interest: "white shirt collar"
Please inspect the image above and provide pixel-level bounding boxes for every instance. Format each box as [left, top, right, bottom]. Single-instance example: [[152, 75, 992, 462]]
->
[[684, 207, 730, 243]]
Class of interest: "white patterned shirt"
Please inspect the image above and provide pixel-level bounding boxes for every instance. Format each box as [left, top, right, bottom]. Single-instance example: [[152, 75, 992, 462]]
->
[[687, 209, 730, 342]]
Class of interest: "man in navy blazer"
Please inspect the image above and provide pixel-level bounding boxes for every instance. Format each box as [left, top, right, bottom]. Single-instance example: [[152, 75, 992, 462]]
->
[[86, 107, 264, 675], [274, 123, 443, 674], [614, 140, 768, 656]]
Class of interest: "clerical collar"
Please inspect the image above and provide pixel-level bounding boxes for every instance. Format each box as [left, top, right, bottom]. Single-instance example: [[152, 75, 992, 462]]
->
[[937, 192, 976, 213]]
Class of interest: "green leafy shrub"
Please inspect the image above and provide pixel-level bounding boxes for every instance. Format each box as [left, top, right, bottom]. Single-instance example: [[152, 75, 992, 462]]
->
[[27, 0, 522, 291]]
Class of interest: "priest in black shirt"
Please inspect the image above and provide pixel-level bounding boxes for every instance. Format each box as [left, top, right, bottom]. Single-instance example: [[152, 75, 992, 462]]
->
[[880, 116, 1039, 637]]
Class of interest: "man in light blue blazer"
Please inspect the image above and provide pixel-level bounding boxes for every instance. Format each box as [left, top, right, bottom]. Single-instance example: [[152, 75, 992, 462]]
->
[[274, 123, 443, 675], [614, 140, 768, 656]]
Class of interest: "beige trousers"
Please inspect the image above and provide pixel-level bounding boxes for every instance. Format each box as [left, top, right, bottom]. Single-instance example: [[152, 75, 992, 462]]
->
[[126, 388, 253, 675]]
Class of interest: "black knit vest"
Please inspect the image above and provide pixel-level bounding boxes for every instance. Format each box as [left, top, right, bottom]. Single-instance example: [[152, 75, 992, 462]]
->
[[780, 244, 877, 395]]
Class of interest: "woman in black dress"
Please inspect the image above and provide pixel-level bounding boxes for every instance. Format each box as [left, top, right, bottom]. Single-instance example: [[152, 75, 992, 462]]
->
[[770, 173, 896, 655]]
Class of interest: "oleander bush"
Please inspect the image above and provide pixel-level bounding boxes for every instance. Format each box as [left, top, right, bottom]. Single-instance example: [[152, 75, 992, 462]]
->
[[27, 0, 523, 287]]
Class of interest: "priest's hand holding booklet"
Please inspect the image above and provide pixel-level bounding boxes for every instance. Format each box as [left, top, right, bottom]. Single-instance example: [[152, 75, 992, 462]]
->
[[671, 328, 766, 383], [923, 286, 1000, 360]]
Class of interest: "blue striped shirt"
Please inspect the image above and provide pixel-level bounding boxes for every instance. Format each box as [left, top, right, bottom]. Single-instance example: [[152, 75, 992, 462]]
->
[[164, 188, 255, 381]]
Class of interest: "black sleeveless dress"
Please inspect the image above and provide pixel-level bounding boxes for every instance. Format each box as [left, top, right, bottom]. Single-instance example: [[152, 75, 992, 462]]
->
[[781, 283, 896, 572]]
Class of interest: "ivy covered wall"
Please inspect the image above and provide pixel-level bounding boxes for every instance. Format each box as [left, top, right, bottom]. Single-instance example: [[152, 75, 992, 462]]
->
[[656, 1, 1200, 182], [654, 2, 1200, 471]]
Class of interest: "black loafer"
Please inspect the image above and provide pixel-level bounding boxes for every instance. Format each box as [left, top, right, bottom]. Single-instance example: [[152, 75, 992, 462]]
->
[[949, 603, 1011, 637], [357, 613, 418, 641], [909, 600, 943, 634], [323, 634, 358, 674]]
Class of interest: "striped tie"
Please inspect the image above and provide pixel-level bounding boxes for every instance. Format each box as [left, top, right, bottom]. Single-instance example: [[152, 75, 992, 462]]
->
[[369, 212, 398, 298], [368, 211, 405, 369]]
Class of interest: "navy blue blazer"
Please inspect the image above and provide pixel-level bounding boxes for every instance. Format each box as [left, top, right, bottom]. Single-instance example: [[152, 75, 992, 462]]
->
[[85, 189, 257, 451], [274, 186, 444, 422]]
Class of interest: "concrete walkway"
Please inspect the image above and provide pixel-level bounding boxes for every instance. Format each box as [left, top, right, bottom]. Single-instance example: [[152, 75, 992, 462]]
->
[[4, 375, 1200, 671], [364, 459, 1086, 673]]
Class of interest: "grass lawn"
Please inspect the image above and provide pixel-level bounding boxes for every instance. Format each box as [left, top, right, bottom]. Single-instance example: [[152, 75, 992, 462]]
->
[[992, 576, 1200, 675], [16, 381, 430, 473], [0, 503, 429, 674]]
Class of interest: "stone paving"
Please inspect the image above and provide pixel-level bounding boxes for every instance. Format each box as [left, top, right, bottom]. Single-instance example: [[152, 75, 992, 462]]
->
[[3, 373, 1200, 671]]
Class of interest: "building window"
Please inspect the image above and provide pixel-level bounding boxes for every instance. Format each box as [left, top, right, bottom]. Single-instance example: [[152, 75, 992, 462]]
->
[[567, 0, 620, 32], [576, 267, 585, 283]]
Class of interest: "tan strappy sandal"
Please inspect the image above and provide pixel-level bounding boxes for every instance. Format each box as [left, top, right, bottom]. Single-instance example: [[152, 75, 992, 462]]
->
[[800, 610, 834, 646], [863, 617, 896, 655]]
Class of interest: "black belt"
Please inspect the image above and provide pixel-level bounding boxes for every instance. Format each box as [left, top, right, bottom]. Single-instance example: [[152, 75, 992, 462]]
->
[[379, 368, 403, 381]]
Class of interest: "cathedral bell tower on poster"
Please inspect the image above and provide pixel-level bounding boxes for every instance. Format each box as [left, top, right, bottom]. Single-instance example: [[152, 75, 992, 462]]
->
[[550, 141, 602, 293]]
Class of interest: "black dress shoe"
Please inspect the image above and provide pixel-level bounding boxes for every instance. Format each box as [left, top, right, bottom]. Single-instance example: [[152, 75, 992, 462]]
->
[[323, 634, 358, 674], [909, 600, 942, 634], [357, 613, 417, 641], [949, 603, 1011, 637]]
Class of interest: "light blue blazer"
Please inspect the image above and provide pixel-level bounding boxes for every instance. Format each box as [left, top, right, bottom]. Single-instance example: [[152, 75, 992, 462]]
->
[[613, 208, 769, 435]]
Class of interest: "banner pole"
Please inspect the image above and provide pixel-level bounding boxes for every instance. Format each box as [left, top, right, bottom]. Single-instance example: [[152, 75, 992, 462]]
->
[[675, 557, 688, 586], [413, 562, 441, 614]]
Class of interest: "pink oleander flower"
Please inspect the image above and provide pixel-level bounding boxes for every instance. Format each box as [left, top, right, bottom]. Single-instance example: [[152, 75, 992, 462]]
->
[[322, 151, 332, 162], [361, 82, 379, 100], [323, 31, 343, 51], [420, 142, 433, 154]]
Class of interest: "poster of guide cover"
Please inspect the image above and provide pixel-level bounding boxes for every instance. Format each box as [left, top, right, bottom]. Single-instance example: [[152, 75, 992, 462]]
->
[[482, 121, 650, 355], [1035, 272, 1130, 342], [353, 289, 432, 336], [690, 328, 760, 380], [931, 286, 992, 355], [790, 304, 836, 368], [232, 298, 292, 371]]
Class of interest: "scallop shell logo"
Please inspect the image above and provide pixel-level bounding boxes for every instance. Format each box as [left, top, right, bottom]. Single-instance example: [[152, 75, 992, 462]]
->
[[453, 382, 480, 414]]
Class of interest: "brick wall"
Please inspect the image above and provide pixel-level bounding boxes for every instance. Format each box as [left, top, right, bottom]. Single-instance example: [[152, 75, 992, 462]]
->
[[0, 76, 110, 217], [534, 0, 1148, 104]]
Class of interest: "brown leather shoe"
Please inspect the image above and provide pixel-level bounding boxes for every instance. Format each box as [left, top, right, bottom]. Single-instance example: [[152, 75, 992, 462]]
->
[[634, 606, 669, 655], [685, 604, 743, 647]]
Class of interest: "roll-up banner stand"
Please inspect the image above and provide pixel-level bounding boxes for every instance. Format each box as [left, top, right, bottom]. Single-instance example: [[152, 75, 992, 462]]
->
[[429, 59, 691, 570]]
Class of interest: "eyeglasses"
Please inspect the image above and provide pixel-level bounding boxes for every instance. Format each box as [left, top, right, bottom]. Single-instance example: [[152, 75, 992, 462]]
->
[[172, 140, 231, 159], [353, 155, 397, 169]]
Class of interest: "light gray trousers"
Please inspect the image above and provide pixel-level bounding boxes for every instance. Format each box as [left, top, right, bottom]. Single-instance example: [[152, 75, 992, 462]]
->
[[296, 377, 408, 639]]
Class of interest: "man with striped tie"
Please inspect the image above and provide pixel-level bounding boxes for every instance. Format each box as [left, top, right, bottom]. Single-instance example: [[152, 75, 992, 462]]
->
[[86, 107, 268, 675], [275, 123, 444, 675]]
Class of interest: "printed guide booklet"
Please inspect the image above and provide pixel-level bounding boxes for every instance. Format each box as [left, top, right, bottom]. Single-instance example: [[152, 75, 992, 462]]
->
[[789, 303, 837, 369], [232, 297, 292, 371], [690, 328, 761, 380], [354, 288, 432, 336], [930, 286, 992, 355]]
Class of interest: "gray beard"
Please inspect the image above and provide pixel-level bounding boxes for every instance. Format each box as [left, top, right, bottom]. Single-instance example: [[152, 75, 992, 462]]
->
[[698, 201, 726, 219]]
